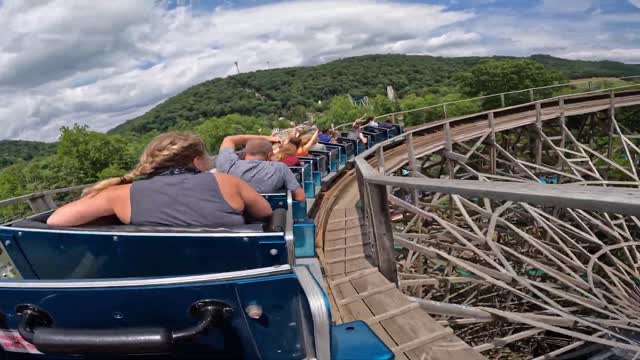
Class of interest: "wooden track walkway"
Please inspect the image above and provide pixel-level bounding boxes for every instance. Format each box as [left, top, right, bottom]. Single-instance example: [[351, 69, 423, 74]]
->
[[321, 207, 485, 360], [313, 91, 640, 359]]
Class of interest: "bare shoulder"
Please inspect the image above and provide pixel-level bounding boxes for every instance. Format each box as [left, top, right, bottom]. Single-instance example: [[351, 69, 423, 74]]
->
[[213, 172, 238, 183], [104, 184, 132, 203], [213, 172, 245, 188]]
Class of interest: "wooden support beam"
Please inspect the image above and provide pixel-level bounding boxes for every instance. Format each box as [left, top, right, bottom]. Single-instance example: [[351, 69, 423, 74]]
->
[[355, 165, 375, 263], [488, 112, 497, 175], [405, 133, 420, 204], [27, 195, 57, 213], [365, 182, 398, 284], [376, 146, 385, 175], [366, 175, 640, 216], [608, 90, 615, 160], [473, 329, 544, 352], [442, 150, 468, 163], [535, 102, 542, 166]]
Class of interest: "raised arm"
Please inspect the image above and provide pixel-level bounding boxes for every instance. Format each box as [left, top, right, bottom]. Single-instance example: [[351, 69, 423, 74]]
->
[[220, 135, 280, 150], [351, 114, 367, 127], [302, 129, 320, 152]]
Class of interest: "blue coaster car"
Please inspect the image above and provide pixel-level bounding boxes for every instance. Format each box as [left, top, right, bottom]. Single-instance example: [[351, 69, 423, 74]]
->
[[0, 192, 393, 360]]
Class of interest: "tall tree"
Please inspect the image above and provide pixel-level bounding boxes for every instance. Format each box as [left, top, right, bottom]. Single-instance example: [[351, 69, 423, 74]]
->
[[459, 59, 566, 96]]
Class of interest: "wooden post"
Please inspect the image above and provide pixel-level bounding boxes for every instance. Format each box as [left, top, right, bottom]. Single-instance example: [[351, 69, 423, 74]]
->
[[365, 182, 398, 284], [535, 102, 542, 166], [500, 93, 506, 108], [27, 195, 57, 213], [442, 104, 448, 119], [558, 99, 566, 178], [406, 133, 420, 204], [529, 89, 535, 102], [608, 90, 615, 160], [355, 166, 376, 263], [406, 133, 417, 174], [443, 122, 455, 219], [443, 122, 453, 152], [488, 112, 497, 175], [376, 146, 385, 174]]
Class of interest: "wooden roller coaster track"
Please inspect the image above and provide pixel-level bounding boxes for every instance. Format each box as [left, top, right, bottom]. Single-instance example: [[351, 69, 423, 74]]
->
[[315, 88, 640, 359]]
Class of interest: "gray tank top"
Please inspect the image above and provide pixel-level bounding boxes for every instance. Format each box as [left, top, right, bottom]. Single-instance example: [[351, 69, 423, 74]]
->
[[130, 172, 245, 227]]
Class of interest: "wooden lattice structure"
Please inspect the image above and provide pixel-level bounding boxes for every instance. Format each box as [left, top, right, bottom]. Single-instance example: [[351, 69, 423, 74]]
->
[[341, 89, 640, 359]]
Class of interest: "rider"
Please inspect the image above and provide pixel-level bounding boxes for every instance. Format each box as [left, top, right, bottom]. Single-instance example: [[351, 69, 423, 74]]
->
[[216, 134, 306, 201], [47, 132, 272, 227]]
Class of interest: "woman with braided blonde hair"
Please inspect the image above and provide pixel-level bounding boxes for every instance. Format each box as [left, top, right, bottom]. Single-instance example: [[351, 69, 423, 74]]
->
[[48, 132, 272, 227]]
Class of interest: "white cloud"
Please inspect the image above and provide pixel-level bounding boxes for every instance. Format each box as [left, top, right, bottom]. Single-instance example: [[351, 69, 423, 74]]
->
[[0, 0, 478, 141], [629, 0, 640, 9], [560, 48, 640, 63], [1, 0, 639, 142]]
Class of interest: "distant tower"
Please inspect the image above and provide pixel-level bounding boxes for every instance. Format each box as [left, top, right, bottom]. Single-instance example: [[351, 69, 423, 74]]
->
[[267, 61, 271, 69], [234, 61, 240, 74]]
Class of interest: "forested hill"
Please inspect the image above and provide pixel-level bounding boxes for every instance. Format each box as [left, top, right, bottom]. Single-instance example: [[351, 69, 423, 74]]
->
[[110, 54, 640, 134], [0, 140, 56, 169]]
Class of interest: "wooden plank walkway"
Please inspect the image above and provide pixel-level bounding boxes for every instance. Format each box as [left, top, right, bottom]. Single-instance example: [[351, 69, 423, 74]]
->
[[321, 207, 485, 360]]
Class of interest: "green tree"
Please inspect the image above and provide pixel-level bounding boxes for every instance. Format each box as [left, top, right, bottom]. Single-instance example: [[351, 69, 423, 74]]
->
[[195, 114, 268, 153], [460, 59, 566, 96], [370, 95, 398, 116], [398, 94, 443, 126], [441, 93, 482, 118], [55, 125, 137, 185], [315, 95, 370, 130]]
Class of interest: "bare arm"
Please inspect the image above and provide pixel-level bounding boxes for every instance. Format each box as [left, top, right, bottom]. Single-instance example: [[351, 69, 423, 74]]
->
[[220, 135, 280, 150], [237, 179, 273, 220], [302, 129, 320, 151], [292, 188, 306, 202], [47, 186, 128, 227]]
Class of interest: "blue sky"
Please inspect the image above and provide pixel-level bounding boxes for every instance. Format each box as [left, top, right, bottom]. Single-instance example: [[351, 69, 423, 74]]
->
[[1, 0, 639, 141]]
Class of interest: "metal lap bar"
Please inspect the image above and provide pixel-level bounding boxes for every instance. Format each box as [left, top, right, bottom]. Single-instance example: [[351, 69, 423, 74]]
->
[[285, 191, 296, 266], [262, 193, 288, 210], [309, 150, 334, 174], [289, 165, 314, 199], [294, 266, 330, 360], [361, 132, 376, 149], [0, 265, 293, 288], [368, 126, 392, 140], [298, 156, 322, 187], [298, 159, 317, 198], [363, 129, 386, 144], [308, 152, 329, 176], [335, 138, 356, 158], [320, 142, 347, 166]]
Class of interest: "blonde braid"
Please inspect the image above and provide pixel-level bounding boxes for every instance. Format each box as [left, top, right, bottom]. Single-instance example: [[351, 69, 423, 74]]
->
[[82, 132, 207, 197]]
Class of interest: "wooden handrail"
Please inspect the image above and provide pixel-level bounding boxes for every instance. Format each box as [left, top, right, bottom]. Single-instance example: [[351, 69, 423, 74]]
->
[[333, 76, 640, 130], [0, 184, 89, 208]]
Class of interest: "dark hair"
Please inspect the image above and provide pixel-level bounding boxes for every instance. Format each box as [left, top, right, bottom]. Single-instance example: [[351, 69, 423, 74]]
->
[[367, 116, 375, 121]]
